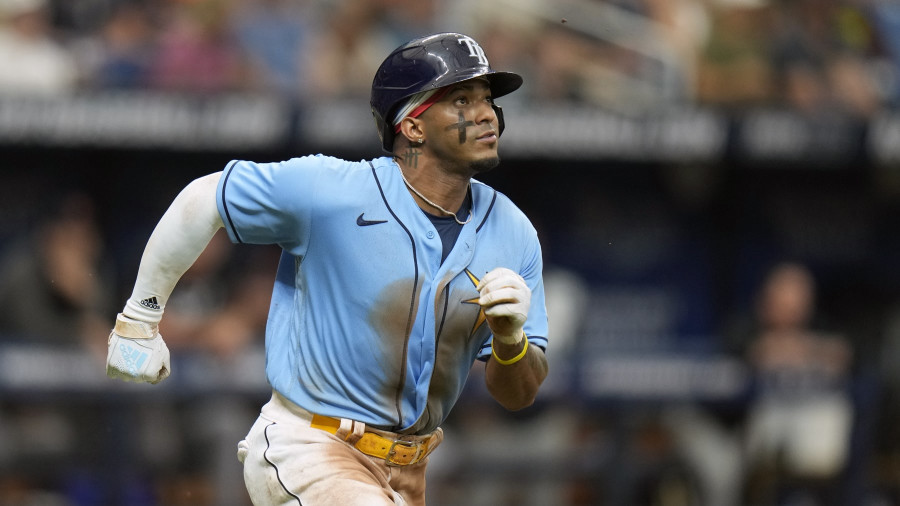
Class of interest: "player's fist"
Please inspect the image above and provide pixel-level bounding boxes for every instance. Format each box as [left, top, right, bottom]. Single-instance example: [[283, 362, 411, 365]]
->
[[106, 313, 171, 384], [477, 267, 530, 344]]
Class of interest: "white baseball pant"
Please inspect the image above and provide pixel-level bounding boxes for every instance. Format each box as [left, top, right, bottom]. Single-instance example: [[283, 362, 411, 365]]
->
[[237, 392, 442, 505]]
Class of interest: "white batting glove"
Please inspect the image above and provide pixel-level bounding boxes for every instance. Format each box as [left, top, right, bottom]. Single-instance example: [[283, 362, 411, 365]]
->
[[106, 313, 171, 384], [478, 267, 531, 345]]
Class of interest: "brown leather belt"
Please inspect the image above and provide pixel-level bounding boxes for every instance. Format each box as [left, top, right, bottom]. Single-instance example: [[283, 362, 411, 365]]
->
[[310, 414, 439, 466]]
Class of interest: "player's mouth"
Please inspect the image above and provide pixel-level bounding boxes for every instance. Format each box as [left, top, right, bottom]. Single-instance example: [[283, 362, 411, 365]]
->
[[475, 130, 497, 143]]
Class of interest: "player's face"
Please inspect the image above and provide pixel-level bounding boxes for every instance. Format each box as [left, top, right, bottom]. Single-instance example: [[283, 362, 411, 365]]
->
[[421, 79, 501, 173]]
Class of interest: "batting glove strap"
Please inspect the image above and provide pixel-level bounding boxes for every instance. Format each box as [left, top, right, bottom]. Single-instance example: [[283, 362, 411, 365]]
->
[[113, 313, 158, 340], [491, 328, 526, 346]]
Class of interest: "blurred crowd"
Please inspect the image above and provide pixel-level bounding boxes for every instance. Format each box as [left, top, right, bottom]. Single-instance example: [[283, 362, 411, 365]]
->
[[0, 0, 899, 114], [4, 0, 900, 505]]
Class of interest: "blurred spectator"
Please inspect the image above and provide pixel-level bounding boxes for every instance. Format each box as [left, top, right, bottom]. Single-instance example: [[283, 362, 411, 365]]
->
[[462, 0, 541, 106], [643, 0, 713, 102], [305, 0, 407, 98], [0, 0, 78, 95], [528, 23, 592, 104], [769, 0, 883, 117], [230, 0, 314, 98], [826, 52, 882, 117], [372, 0, 440, 51], [727, 262, 854, 506], [0, 190, 114, 356], [81, 1, 158, 89], [695, 0, 776, 107], [643, 0, 711, 103], [149, 0, 252, 93]]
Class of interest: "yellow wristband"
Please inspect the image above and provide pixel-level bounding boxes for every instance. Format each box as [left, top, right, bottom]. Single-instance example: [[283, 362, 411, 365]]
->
[[491, 336, 529, 366]]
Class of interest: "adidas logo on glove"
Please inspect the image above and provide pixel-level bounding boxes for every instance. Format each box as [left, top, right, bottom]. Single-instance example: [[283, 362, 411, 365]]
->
[[118, 342, 149, 376]]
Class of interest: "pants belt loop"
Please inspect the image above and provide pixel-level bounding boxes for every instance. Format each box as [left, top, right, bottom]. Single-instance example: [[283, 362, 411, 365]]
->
[[346, 420, 365, 446], [334, 418, 354, 441]]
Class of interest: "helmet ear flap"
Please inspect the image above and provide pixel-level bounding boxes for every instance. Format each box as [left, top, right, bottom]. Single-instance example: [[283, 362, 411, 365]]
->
[[493, 103, 506, 137], [373, 105, 396, 152], [372, 107, 386, 149]]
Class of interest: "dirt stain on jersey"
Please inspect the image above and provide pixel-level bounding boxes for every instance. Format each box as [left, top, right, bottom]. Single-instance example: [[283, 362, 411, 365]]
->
[[405, 284, 484, 434], [368, 278, 421, 404]]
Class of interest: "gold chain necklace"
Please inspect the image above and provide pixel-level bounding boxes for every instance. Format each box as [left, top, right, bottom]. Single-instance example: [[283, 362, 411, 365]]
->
[[399, 169, 473, 225]]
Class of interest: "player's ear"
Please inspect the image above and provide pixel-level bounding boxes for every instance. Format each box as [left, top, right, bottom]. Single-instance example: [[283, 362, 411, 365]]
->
[[398, 117, 425, 145]]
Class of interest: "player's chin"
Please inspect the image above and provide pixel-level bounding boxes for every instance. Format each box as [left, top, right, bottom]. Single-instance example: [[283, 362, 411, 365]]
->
[[468, 154, 501, 174]]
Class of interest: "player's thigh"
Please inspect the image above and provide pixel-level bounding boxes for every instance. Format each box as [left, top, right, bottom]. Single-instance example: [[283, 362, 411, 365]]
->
[[241, 416, 395, 506]]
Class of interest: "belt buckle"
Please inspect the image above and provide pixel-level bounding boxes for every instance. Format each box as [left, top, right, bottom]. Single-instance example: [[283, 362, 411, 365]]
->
[[386, 438, 420, 467]]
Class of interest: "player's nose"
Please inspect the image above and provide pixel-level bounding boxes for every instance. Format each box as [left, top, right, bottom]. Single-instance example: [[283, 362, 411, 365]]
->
[[474, 99, 498, 126]]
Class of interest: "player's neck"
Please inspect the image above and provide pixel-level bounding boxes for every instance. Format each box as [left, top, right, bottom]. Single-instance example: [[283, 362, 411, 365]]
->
[[395, 157, 470, 216]]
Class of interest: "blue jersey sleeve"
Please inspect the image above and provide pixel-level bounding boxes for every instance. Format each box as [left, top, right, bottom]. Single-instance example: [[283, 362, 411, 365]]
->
[[476, 216, 550, 360], [216, 156, 321, 254], [520, 229, 550, 351]]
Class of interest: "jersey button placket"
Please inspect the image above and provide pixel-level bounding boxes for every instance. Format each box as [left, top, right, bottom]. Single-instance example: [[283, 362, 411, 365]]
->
[[426, 231, 435, 239]]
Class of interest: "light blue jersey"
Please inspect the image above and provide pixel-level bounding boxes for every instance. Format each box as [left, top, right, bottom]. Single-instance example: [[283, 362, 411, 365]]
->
[[216, 155, 548, 434]]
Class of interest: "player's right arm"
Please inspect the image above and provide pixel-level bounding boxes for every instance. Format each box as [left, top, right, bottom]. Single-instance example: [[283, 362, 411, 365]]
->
[[106, 172, 224, 384]]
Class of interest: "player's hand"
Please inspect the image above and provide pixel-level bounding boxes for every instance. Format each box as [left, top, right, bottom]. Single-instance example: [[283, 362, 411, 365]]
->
[[477, 267, 530, 345], [106, 313, 171, 384]]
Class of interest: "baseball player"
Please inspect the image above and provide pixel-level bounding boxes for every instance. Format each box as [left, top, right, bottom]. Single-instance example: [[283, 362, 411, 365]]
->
[[106, 32, 550, 505]]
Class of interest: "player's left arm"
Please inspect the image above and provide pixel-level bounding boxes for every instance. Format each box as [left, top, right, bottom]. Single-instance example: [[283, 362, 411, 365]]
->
[[479, 267, 549, 411]]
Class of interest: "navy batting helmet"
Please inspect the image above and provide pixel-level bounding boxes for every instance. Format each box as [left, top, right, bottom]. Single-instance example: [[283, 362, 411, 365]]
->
[[371, 32, 523, 153]]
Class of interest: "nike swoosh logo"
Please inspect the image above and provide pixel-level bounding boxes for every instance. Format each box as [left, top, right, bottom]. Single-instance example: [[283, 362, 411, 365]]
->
[[357, 213, 388, 226]]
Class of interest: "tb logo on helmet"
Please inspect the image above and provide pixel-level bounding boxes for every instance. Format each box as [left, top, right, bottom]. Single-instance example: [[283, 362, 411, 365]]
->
[[458, 36, 489, 66]]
